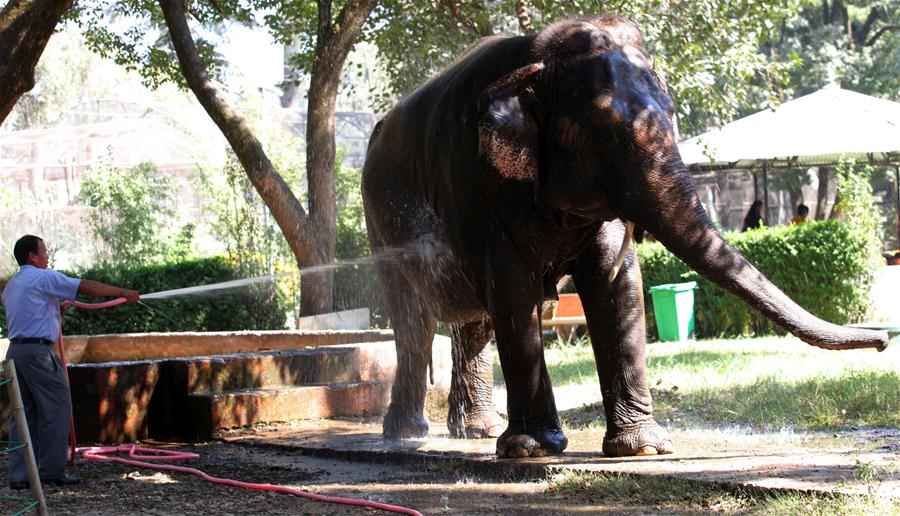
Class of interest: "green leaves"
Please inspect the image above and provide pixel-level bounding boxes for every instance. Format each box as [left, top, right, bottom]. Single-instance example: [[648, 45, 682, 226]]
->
[[77, 161, 179, 265], [770, 0, 900, 101], [365, 1, 804, 133], [638, 221, 878, 339], [833, 160, 885, 273]]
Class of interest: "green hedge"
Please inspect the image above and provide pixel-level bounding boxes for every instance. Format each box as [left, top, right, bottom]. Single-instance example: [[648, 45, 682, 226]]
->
[[0, 257, 286, 337], [638, 221, 876, 339]]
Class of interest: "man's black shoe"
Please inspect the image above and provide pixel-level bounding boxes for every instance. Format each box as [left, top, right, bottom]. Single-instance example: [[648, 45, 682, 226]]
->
[[8, 479, 29, 490], [43, 474, 81, 486]]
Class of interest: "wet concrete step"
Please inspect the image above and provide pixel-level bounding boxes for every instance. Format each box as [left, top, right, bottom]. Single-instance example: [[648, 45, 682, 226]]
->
[[7, 337, 450, 444], [64, 342, 405, 443], [69, 359, 161, 443], [187, 381, 389, 439], [167, 346, 365, 394]]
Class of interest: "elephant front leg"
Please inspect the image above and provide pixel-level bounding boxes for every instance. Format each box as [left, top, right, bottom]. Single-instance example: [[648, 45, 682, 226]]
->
[[448, 320, 505, 438], [489, 265, 567, 458], [574, 220, 674, 457]]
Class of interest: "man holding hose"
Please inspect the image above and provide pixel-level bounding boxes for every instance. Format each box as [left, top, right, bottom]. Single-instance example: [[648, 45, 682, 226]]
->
[[1, 235, 139, 489]]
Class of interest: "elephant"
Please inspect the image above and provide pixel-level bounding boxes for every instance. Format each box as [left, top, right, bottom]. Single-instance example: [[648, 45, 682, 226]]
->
[[361, 15, 888, 459]]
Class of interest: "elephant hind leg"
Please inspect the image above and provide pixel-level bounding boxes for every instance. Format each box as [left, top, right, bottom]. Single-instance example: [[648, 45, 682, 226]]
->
[[447, 320, 505, 438], [376, 263, 437, 439]]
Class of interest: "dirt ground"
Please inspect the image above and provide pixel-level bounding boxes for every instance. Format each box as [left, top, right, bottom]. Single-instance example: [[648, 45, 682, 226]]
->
[[0, 440, 660, 515], [0, 420, 900, 515]]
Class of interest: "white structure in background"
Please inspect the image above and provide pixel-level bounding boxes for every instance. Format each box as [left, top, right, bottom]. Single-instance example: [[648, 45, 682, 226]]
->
[[0, 101, 228, 272], [0, 95, 377, 276], [678, 86, 900, 167], [296, 308, 371, 331], [677, 86, 900, 232]]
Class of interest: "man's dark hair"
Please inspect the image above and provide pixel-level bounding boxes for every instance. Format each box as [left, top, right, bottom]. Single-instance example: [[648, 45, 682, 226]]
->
[[797, 204, 809, 216], [13, 235, 43, 266]]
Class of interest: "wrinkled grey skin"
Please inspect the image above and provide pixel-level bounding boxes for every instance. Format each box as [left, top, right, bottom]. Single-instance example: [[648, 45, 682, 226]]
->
[[362, 15, 888, 458]]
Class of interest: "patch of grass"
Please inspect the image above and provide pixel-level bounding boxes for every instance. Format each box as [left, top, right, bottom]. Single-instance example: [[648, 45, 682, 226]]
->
[[492, 336, 899, 429], [543, 340, 597, 387], [647, 349, 772, 377], [676, 370, 900, 428], [559, 404, 607, 432], [547, 470, 750, 510], [853, 459, 899, 481], [546, 470, 900, 515], [502, 336, 900, 430], [755, 491, 900, 515]]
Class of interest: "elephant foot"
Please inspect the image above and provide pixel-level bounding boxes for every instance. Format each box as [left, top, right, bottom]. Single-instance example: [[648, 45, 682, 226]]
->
[[383, 406, 429, 439], [448, 409, 505, 439], [496, 422, 568, 458], [602, 420, 674, 457]]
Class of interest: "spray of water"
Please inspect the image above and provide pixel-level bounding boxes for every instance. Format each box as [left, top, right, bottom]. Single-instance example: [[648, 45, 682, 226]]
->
[[140, 235, 449, 300], [140, 274, 294, 300]]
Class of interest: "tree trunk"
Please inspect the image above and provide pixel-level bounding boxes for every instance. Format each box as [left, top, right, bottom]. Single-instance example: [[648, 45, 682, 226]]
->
[[0, 0, 72, 124], [299, 0, 378, 315], [159, 0, 320, 302], [159, 0, 377, 317]]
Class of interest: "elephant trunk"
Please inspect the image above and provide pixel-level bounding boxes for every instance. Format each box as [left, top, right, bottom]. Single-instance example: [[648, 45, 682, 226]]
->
[[631, 156, 888, 352]]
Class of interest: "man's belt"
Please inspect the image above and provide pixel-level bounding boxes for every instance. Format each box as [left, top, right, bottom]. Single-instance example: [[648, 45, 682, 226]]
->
[[9, 338, 55, 345]]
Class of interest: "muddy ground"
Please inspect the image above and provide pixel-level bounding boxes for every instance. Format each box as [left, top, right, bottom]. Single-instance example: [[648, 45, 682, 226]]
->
[[0, 439, 667, 515]]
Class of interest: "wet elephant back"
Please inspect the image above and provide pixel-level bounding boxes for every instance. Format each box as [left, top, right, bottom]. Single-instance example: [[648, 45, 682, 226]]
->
[[362, 36, 538, 321]]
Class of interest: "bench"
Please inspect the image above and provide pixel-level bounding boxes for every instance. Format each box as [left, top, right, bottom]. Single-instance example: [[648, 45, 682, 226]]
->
[[542, 293, 586, 341]]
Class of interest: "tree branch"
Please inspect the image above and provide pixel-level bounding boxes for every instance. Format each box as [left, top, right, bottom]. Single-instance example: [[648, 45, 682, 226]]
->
[[317, 0, 331, 39], [857, 3, 882, 45], [864, 24, 899, 47], [305, 0, 377, 243], [157, 0, 320, 266], [438, 0, 483, 37], [0, 0, 73, 124], [302, 0, 377, 313], [316, 0, 378, 64]]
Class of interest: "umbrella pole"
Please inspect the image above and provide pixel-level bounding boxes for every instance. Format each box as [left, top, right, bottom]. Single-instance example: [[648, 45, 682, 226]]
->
[[763, 162, 769, 225]]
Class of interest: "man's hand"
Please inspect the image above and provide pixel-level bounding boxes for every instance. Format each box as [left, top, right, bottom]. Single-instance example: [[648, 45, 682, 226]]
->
[[121, 289, 140, 303]]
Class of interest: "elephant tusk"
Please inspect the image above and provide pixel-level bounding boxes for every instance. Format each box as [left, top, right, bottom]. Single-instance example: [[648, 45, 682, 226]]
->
[[608, 221, 635, 283]]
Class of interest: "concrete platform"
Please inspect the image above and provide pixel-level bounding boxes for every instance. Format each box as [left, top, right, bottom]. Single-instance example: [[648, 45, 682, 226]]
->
[[189, 381, 387, 438], [223, 419, 900, 500], [0, 331, 453, 443]]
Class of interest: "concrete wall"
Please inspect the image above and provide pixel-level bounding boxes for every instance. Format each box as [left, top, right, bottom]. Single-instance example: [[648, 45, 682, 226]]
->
[[0, 331, 454, 443]]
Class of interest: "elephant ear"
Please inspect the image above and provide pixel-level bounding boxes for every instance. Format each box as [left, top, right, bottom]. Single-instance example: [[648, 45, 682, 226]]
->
[[478, 63, 543, 182]]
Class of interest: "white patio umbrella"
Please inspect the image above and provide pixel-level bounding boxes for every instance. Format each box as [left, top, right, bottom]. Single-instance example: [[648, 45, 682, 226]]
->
[[677, 85, 900, 169]]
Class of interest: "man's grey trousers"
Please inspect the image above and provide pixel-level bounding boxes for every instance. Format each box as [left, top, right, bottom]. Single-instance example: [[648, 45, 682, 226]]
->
[[6, 342, 72, 482]]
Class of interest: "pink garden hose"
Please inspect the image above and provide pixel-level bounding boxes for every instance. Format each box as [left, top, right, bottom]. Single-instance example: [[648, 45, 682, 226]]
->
[[58, 298, 129, 462], [58, 298, 423, 516], [77, 444, 423, 515]]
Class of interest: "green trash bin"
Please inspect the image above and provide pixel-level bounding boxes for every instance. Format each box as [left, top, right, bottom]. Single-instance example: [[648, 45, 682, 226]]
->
[[649, 281, 698, 342]]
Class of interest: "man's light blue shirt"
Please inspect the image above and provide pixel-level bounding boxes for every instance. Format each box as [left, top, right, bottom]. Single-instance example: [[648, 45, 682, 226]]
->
[[1, 265, 80, 342]]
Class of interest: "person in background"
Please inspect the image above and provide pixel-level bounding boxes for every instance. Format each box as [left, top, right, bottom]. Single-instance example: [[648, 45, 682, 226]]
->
[[742, 200, 765, 232], [791, 204, 810, 224], [1, 235, 139, 489]]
